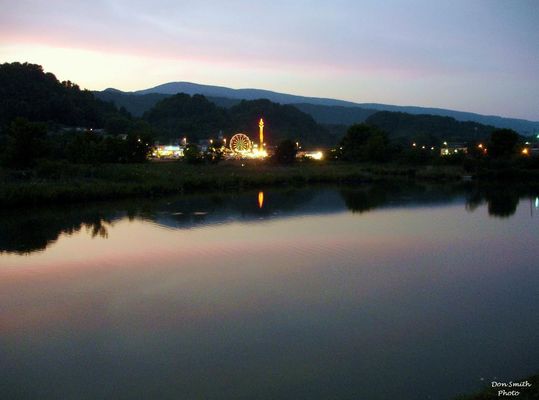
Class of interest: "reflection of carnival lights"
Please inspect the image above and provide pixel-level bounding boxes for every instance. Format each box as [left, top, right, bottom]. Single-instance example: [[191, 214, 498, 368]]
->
[[258, 191, 264, 209]]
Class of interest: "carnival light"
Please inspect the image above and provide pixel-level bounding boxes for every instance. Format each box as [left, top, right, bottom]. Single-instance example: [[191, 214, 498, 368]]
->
[[259, 118, 264, 146], [304, 151, 323, 160]]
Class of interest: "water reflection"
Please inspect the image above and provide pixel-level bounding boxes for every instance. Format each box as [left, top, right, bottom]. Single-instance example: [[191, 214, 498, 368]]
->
[[0, 183, 537, 255], [465, 188, 521, 218], [1, 184, 539, 400], [258, 191, 264, 209], [0, 207, 120, 254]]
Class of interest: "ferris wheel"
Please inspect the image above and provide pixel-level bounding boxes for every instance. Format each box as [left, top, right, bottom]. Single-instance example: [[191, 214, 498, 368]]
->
[[229, 133, 252, 152]]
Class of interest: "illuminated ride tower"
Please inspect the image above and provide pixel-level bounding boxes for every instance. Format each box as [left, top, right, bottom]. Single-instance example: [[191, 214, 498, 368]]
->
[[259, 118, 264, 148]]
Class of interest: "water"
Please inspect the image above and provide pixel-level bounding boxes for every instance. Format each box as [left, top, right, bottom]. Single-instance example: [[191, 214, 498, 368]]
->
[[1, 184, 538, 399]]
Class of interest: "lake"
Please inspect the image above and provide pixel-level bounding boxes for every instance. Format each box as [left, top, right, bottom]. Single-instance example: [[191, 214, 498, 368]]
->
[[1, 183, 538, 399]]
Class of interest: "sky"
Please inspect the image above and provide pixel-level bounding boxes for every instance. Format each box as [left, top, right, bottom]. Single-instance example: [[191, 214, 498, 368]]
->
[[1, 0, 538, 120]]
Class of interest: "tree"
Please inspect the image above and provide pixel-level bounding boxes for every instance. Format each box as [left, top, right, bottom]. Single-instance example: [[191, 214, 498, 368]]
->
[[339, 123, 389, 162], [1, 118, 48, 168], [66, 121, 154, 164], [122, 131, 154, 163], [66, 131, 103, 164], [122, 121, 154, 163], [364, 133, 389, 162], [274, 139, 297, 164], [489, 128, 519, 158], [105, 115, 132, 135], [183, 144, 202, 164], [204, 142, 224, 164]]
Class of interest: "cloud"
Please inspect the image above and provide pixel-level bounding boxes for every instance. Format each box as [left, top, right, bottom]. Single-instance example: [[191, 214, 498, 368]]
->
[[1, 0, 538, 119]]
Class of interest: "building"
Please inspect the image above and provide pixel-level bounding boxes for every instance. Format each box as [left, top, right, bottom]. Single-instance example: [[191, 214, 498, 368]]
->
[[441, 142, 468, 156], [152, 145, 184, 158]]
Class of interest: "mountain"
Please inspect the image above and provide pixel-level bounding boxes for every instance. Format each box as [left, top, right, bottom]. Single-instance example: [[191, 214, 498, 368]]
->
[[133, 82, 358, 107], [97, 90, 170, 118], [96, 89, 241, 117], [98, 82, 539, 135]]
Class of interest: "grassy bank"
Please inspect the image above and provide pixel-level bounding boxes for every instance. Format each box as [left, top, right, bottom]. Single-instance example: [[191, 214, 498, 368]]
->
[[0, 160, 474, 207]]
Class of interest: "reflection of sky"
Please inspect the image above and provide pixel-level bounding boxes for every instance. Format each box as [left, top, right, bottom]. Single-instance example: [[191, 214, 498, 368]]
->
[[1, 198, 538, 399], [1, 1, 538, 119]]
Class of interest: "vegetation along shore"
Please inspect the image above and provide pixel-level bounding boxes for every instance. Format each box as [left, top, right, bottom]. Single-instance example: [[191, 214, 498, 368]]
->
[[1, 62, 538, 207]]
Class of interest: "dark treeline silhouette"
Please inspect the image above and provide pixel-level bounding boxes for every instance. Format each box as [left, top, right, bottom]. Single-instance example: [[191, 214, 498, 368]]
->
[[1, 62, 537, 173], [365, 111, 495, 144], [0, 63, 155, 167], [333, 123, 538, 174], [1, 118, 154, 168], [144, 95, 335, 146]]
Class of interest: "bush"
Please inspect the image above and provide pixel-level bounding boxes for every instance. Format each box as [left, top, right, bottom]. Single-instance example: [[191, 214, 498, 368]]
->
[[1, 118, 48, 168], [184, 144, 202, 164], [274, 139, 297, 164], [339, 123, 389, 162], [489, 128, 519, 158]]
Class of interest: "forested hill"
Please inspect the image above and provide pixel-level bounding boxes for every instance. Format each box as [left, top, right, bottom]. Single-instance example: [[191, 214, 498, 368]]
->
[[0, 62, 123, 129], [143, 95, 335, 146], [0, 62, 333, 145], [96, 87, 539, 135], [292, 103, 378, 126], [143, 94, 230, 140], [365, 111, 496, 143], [228, 99, 332, 146], [0, 62, 527, 146]]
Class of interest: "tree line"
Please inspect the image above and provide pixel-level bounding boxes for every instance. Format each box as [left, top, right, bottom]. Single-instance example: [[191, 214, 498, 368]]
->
[[0, 62, 536, 170]]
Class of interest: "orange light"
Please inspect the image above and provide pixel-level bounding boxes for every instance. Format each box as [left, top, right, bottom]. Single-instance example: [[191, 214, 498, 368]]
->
[[259, 118, 264, 146], [478, 143, 483, 149], [522, 148, 529, 155], [258, 191, 264, 209]]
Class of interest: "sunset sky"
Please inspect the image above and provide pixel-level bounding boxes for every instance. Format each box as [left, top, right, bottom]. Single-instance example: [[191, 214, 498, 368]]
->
[[1, 0, 538, 120]]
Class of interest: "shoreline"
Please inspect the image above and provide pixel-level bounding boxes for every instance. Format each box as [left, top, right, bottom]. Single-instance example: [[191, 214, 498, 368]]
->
[[1, 161, 538, 207]]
